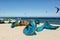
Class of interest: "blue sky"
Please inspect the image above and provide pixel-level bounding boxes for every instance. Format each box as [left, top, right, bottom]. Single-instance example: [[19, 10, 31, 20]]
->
[[0, 0, 60, 17]]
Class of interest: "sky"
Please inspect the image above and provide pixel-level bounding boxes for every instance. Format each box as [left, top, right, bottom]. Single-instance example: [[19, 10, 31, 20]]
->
[[0, 0, 60, 17]]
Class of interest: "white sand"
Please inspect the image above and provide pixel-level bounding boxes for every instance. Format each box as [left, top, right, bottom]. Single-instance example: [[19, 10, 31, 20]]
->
[[0, 24, 60, 40]]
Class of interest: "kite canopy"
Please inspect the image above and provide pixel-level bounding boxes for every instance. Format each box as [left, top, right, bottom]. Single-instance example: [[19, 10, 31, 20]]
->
[[55, 7, 60, 13], [8, 18, 12, 23], [35, 20, 40, 24], [0, 20, 2, 24], [0, 20, 4, 24], [23, 21, 59, 36], [23, 21, 37, 35], [36, 21, 59, 32], [11, 22, 17, 28], [11, 20, 18, 28]]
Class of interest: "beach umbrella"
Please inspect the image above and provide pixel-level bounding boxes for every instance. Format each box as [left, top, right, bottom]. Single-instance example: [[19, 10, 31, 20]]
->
[[23, 21, 37, 35]]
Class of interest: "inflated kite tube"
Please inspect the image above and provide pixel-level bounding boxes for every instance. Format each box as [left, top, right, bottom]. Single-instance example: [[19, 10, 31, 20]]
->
[[35, 20, 40, 24], [36, 21, 59, 32], [4, 21, 9, 24], [23, 21, 37, 36], [11, 20, 18, 28], [11, 22, 17, 28], [0, 20, 2, 24], [0, 20, 4, 24]]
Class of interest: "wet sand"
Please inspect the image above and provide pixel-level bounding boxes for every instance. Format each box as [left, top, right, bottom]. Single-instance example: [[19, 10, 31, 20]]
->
[[0, 23, 60, 40]]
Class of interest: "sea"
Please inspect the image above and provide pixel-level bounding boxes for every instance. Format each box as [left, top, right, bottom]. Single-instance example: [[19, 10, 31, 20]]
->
[[0, 17, 60, 24]]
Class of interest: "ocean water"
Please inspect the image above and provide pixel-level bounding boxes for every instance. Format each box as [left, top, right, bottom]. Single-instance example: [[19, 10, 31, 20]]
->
[[0, 17, 60, 24]]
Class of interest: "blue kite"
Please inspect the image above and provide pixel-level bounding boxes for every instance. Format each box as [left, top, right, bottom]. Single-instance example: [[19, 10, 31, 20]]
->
[[23, 21, 59, 36]]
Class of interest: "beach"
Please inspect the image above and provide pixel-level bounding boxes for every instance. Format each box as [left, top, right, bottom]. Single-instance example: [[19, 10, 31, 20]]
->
[[0, 0, 60, 40], [0, 23, 60, 40]]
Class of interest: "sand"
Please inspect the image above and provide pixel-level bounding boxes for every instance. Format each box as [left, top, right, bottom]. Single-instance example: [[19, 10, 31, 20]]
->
[[0, 23, 60, 40]]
